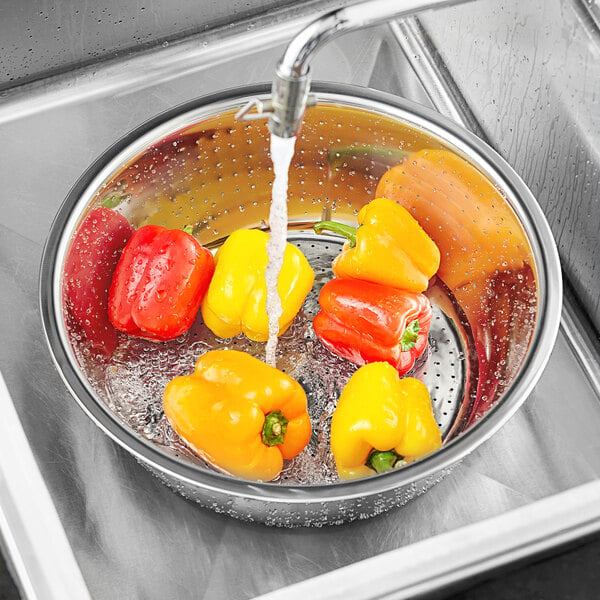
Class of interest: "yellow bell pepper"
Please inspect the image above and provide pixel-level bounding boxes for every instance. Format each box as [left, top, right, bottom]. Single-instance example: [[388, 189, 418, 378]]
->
[[163, 349, 312, 481], [201, 229, 314, 341], [314, 197, 440, 293], [375, 148, 532, 291], [331, 362, 442, 480]]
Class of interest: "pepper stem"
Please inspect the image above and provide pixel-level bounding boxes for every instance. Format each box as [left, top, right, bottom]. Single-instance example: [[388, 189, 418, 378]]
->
[[182, 224, 194, 235], [313, 220, 357, 248], [400, 319, 421, 352], [262, 411, 289, 446], [365, 448, 404, 473]]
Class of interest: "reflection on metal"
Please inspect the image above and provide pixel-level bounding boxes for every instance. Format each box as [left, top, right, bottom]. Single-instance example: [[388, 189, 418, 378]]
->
[[0, 0, 368, 92], [574, 0, 600, 34]]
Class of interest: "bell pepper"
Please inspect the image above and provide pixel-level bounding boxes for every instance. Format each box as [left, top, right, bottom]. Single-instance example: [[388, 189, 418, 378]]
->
[[64, 202, 134, 357], [331, 362, 442, 480], [108, 224, 215, 341], [201, 229, 314, 342], [163, 349, 312, 481], [313, 197, 440, 293], [313, 278, 432, 376]]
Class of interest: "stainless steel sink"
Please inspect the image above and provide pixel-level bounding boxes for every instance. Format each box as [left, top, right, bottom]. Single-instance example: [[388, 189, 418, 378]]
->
[[1, 0, 600, 598]]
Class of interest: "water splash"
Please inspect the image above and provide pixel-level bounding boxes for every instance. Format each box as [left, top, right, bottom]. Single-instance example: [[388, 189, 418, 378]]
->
[[265, 134, 296, 367]]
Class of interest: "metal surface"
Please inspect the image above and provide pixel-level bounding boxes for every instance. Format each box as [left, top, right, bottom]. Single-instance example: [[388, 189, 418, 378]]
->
[[0, 0, 599, 598], [0, 372, 91, 600], [0, 0, 366, 92], [276, 0, 466, 77], [253, 479, 600, 599], [253, 0, 467, 136], [418, 0, 600, 335], [390, 18, 485, 138]]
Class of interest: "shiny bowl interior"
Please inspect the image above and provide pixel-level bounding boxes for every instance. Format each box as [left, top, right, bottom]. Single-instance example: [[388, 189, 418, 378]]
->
[[40, 84, 562, 525]]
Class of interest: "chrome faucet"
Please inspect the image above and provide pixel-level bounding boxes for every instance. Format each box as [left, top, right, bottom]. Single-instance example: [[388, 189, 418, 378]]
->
[[236, 0, 466, 137]]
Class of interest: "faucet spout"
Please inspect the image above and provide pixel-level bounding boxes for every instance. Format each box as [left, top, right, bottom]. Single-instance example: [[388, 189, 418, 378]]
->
[[268, 0, 467, 138]]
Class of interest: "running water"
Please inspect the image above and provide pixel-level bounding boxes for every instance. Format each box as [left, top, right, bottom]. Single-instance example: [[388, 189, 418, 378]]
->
[[265, 134, 297, 367]]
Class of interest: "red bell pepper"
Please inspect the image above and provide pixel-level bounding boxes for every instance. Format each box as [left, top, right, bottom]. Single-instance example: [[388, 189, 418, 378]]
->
[[108, 224, 215, 341], [64, 205, 134, 357], [313, 278, 432, 375]]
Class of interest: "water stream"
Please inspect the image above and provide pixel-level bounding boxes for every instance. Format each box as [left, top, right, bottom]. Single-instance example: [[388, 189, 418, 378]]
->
[[264, 134, 297, 367]]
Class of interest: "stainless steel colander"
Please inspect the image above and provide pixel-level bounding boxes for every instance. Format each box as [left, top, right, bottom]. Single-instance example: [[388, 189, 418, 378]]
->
[[40, 84, 562, 526]]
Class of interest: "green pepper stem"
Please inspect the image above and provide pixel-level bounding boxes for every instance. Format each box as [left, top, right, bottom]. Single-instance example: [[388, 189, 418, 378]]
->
[[182, 224, 194, 235], [262, 411, 289, 447], [313, 220, 357, 248], [365, 448, 404, 473], [400, 319, 421, 352]]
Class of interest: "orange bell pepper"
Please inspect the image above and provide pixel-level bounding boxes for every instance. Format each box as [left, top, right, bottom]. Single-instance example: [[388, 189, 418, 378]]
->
[[163, 349, 311, 481], [314, 197, 440, 293]]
